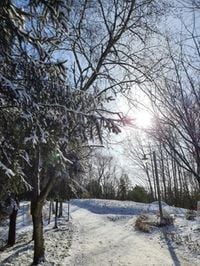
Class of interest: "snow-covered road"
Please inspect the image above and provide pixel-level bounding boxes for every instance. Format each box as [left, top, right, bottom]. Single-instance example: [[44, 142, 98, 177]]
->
[[65, 200, 194, 266], [1, 199, 200, 265]]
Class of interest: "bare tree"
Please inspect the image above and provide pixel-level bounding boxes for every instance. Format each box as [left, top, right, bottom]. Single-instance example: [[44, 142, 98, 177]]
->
[[85, 152, 119, 199], [140, 8, 200, 185], [0, 0, 168, 264]]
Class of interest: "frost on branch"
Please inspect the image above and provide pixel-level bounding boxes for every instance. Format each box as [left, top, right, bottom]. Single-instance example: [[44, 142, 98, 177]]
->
[[0, 161, 15, 178]]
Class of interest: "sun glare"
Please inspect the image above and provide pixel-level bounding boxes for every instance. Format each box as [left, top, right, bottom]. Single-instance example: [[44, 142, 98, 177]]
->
[[135, 110, 152, 129]]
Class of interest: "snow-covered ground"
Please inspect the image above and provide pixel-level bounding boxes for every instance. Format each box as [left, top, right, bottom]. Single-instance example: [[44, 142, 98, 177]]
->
[[1, 199, 200, 265]]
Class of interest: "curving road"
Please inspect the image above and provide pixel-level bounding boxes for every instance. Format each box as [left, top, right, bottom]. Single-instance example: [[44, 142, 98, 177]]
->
[[65, 200, 194, 266]]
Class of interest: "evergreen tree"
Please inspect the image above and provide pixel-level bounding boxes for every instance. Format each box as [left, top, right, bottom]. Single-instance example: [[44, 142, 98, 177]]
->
[[0, 0, 167, 264]]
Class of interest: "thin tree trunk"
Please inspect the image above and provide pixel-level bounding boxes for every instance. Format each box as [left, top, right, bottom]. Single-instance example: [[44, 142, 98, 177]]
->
[[171, 148, 178, 205], [177, 165, 183, 206], [145, 163, 154, 201], [160, 145, 167, 201], [52, 201, 55, 214], [48, 201, 52, 224], [150, 152, 157, 199], [54, 200, 58, 229], [67, 200, 70, 221], [7, 207, 18, 246], [166, 154, 172, 202], [58, 201, 63, 217]]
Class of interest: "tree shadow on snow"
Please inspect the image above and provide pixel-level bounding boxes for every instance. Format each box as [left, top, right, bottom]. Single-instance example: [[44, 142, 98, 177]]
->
[[11, 239, 32, 251], [161, 228, 181, 266], [0, 242, 33, 265], [70, 199, 153, 216]]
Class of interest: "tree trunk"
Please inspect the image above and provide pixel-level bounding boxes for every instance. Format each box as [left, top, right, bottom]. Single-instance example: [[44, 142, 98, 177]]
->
[[67, 200, 70, 221], [58, 201, 63, 217], [160, 145, 167, 202], [48, 201, 52, 224], [30, 147, 55, 264], [52, 201, 55, 214], [166, 154, 172, 203], [177, 165, 183, 206], [145, 163, 154, 201], [53, 200, 58, 229], [7, 208, 18, 246], [150, 152, 157, 199], [31, 200, 45, 265]]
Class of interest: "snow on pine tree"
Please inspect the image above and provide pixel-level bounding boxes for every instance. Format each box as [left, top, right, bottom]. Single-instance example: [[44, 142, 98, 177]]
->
[[0, 0, 167, 264]]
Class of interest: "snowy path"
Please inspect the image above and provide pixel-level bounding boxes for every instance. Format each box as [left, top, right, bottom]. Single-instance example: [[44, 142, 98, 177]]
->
[[65, 200, 194, 266]]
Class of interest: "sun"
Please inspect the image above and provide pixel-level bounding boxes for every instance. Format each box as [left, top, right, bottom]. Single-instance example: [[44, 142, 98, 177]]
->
[[135, 110, 152, 129]]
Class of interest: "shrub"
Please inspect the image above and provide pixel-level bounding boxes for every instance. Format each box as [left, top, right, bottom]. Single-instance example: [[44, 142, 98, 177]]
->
[[127, 186, 150, 203], [135, 215, 151, 233], [185, 209, 196, 220]]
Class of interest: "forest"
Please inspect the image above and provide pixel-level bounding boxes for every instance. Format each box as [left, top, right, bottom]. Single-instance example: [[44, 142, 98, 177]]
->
[[0, 0, 200, 264]]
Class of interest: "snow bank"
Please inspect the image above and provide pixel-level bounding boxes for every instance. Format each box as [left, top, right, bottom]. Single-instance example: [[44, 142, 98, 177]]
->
[[71, 198, 151, 216]]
